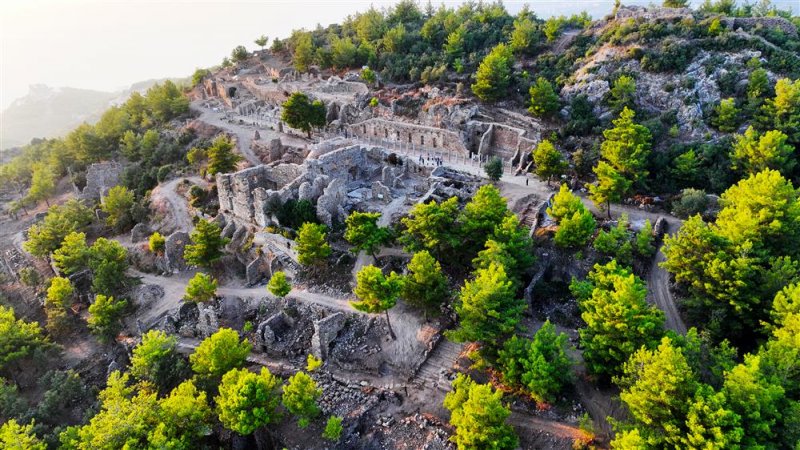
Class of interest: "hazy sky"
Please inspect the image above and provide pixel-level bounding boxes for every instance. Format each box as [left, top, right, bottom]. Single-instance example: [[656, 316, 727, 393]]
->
[[1, 0, 797, 110]]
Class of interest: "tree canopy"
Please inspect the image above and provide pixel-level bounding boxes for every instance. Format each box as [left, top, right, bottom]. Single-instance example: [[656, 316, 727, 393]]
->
[[216, 367, 281, 435], [184, 219, 230, 268], [471, 43, 514, 102], [296, 222, 332, 268], [190, 328, 251, 380], [281, 92, 326, 137], [572, 261, 665, 377], [443, 374, 518, 450]]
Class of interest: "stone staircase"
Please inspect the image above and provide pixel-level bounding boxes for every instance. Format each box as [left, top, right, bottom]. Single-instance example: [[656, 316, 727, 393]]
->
[[413, 339, 464, 390]]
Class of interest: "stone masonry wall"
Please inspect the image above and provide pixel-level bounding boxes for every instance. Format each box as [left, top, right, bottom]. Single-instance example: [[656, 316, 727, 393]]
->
[[348, 118, 468, 157]]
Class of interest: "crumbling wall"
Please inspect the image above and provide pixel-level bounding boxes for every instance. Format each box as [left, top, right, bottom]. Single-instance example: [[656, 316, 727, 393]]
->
[[467, 121, 539, 166], [217, 164, 304, 225], [203, 79, 243, 108], [218, 145, 419, 227], [81, 162, 122, 201], [348, 118, 468, 157]]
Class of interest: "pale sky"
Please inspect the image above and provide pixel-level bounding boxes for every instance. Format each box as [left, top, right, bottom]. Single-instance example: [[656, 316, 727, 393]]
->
[[1, 0, 797, 110]]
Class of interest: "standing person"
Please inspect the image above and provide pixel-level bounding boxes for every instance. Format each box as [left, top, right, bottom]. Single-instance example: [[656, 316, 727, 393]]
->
[[526, 178, 529, 186]]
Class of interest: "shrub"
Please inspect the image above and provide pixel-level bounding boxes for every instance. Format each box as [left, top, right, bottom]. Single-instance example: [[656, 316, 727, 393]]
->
[[671, 188, 709, 219]]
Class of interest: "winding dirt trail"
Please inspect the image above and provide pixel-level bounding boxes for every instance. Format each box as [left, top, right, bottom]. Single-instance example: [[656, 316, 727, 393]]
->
[[149, 176, 206, 233], [647, 244, 687, 334]]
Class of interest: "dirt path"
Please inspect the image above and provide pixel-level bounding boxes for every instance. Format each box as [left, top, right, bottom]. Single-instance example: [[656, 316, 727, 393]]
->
[[552, 29, 581, 54], [647, 244, 687, 334], [131, 269, 361, 326], [191, 101, 309, 167], [508, 411, 590, 442], [149, 176, 205, 233]]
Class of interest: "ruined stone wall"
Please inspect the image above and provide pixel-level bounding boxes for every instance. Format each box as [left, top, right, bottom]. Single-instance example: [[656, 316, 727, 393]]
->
[[348, 118, 468, 157], [241, 79, 290, 106], [81, 162, 122, 201], [203, 79, 241, 108], [217, 164, 304, 225], [468, 121, 539, 166], [730, 17, 798, 37], [218, 145, 419, 228]]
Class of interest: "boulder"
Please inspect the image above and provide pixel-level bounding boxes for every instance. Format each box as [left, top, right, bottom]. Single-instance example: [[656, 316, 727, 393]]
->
[[246, 256, 271, 286], [132, 284, 164, 310], [218, 296, 246, 330], [196, 302, 219, 338], [130, 223, 151, 243], [165, 231, 190, 272]]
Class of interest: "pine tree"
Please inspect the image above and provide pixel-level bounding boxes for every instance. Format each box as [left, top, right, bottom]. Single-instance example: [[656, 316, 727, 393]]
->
[[712, 98, 739, 132], [401, 251, 449, 316], [26, 163, 56, 207], [528, 77, 560, 118], [351, 265, 402, 339], [184, 219, 230, 268], [400, 197, 460, 257], [344, 211, 391, 259], [575, 261, 665, 377], [296, 222, 332, 269], [190, 328, 251, 380], [282, 371, 321, 428], [532, 140, 567, 185], [87, 295, 128, 342], [471, 43, 514, 102], [730, 127, 794, 175], [589, 161, 631, 218], [448, 263, 525, 349], [615, 337, 699, 447], [281, 92, 326, 137], [554, 209, 596, 248], [206, 135, 242, 176], [184, 272, 218, 303], [599, 107, 651, 182], [267, 271, 292, 298], [216, 367, 281, 435], [547, 184, 584, 223], [443, 374, 518, 450], [53, 231, 90, 275], [101, 185, 135, 231]]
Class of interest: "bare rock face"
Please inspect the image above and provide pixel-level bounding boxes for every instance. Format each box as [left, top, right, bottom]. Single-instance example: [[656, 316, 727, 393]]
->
[[311, 313, 347, 360], [218, 296, 246, 330], [130, 223, 151, 243], [196, 302, 220, 338], [165, 231, 190, 272], [132, 284, 165, 311], [246, 256, 270, 286]]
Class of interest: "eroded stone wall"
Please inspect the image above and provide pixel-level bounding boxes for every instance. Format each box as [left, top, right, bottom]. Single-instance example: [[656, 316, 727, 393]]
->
[[348, 118, 468, 157]]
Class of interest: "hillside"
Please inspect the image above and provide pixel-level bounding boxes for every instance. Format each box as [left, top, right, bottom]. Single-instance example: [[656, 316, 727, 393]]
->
[[1, 79, 185, 150], [0, 1, 799, 449]]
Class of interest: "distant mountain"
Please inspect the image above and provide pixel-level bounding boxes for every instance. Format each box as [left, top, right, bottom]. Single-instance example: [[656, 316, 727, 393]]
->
[[0, 79, 178, 150]]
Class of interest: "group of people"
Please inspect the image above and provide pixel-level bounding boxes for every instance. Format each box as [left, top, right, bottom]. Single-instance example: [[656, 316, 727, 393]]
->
[[418, 155, 444, 167]]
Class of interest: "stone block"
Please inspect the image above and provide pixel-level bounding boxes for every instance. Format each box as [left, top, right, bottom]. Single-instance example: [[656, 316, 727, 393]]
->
[[311, 313, 346, 360], [165, 231, 190, 272]]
